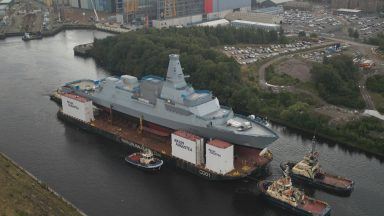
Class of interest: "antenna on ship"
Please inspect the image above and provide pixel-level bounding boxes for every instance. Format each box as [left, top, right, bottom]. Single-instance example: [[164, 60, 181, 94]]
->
[[311, 129, 317, 155]]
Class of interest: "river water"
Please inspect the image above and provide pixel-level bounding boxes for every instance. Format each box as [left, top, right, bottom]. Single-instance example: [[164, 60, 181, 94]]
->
[[0, 30, 383, 216]]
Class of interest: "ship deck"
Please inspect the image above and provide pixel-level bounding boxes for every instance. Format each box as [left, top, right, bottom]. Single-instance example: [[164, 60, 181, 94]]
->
[[321, 174, 353, 188], [91, 111, 270, 177], [300, 198, 329, 215]]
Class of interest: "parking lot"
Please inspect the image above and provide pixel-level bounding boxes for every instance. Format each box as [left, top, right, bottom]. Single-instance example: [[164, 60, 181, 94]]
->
[[223, 41, 313, 65], [280, 6, 384, 40], [340, 14, 384, 39], [281, 6, 343, 35]]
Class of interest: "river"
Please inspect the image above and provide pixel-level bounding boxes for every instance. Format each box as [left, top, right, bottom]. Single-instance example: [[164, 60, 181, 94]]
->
[[0, 30, 383, 216]]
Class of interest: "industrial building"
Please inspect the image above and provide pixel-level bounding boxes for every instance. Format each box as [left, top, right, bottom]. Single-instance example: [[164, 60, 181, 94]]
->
[[335, 8, 362, 16], [196, 18, 229, 27], [251, 0, 293, 10], [331, 0, 384, 13]]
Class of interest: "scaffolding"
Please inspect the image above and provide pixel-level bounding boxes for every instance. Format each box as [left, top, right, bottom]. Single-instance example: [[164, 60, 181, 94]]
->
[[157, 0, 204, 19], [121, 0, 204, 23], [163, 0, 176, 18]]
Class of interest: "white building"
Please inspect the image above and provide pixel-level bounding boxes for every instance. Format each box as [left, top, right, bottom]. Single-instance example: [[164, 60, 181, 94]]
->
[[231, 19, 280, 31], [196, 19, 230, 27]]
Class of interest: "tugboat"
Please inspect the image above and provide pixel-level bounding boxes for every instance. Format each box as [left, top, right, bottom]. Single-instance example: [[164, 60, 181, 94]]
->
[[125, 149, 163, 171], [280, 136, 354, 196], [258, 169, 331, 216], [22, 32, 43, 41]]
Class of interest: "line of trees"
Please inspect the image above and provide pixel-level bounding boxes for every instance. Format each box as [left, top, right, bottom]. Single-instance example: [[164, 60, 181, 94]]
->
[[366, 32, 384, 52]]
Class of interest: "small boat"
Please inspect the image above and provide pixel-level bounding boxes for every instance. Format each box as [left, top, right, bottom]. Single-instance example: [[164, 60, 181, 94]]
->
[[22, 32, 43, 41], [280, 136, 354, 196], [125, 149, 163, 171], [258, 170, 331, 216]]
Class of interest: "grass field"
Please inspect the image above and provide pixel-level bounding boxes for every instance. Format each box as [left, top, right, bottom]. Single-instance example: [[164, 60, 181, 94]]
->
[[0, 153, 83, 216]]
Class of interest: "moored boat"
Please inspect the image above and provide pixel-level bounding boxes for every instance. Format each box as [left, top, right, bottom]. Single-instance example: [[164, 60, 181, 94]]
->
[[22, 32, 43, 41], [125, 149, 163, 171], [280, 137, 354, 196], [258, 171, 331, 216]]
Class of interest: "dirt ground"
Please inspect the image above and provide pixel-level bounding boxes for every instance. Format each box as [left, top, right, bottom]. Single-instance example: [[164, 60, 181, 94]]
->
[[315, 105, 361, 125], [63, 8, 113, 24], [276, 58, 312, 82]]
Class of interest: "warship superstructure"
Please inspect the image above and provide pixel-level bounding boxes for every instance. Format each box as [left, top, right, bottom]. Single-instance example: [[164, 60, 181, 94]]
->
[[62, 54, 278, 149]]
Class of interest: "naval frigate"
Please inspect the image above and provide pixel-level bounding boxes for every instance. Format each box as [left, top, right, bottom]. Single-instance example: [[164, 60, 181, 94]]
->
[[64, 54, 278, 149]]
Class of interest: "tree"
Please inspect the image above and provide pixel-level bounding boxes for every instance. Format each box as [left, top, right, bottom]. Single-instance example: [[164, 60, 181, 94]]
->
[[353, 30, 359, 39], [310, 33, 318, 38], [298, 31, 306, 37], [348, 28, 354, 37]]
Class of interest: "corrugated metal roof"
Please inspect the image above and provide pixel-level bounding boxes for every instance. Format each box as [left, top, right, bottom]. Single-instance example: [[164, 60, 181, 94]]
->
[[197, 19, 229, 27], [0, 0, 13, 4], [232, 19, 280, 27], [336, 8, 362, 13], [271, 0, 293, 4]]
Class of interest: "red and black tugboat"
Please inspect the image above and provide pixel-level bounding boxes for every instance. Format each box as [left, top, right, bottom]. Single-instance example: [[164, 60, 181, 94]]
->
[[258, 169, 331, 216], [125, 149, 163, 172], [280, 136, 354, 196]]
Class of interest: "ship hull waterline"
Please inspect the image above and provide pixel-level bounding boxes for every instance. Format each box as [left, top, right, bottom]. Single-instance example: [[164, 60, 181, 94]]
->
[[258, 181, 332, 216], [280, 161, 354, 196], [57, 111, 269, 181]]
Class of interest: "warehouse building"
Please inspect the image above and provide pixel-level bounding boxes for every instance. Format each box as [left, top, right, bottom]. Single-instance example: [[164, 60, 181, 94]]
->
[[335, 8, 362, 16], [251, 0, 293, 10], [196, 18, 229, 27], [151, 0, 253, 28], [225, 11, 282, 24], [231, 19, 280, 31]]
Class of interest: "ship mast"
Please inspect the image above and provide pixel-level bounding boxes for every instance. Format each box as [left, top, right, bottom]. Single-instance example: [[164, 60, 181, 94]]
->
[[311, 135, 316, 155]]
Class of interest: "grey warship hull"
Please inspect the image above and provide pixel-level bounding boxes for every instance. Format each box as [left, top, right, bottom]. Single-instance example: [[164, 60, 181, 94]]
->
[[63, 54, 278, 149]]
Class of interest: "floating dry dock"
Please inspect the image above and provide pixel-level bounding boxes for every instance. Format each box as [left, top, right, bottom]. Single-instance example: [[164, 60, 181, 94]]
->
[[54, 92, 273, 180]]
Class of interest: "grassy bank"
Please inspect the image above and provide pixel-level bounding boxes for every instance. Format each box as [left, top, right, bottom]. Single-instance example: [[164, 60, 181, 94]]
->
[[0, 153, 84, 216]]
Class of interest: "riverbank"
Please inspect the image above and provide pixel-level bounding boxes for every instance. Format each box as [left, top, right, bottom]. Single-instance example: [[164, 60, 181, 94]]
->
[[0, 23, 128, 40], [0, 153, 85, 215], [268, 116, 384, 158]]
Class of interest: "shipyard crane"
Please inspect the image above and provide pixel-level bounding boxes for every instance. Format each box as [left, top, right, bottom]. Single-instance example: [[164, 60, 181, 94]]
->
[[90, 0, 99, 22]]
